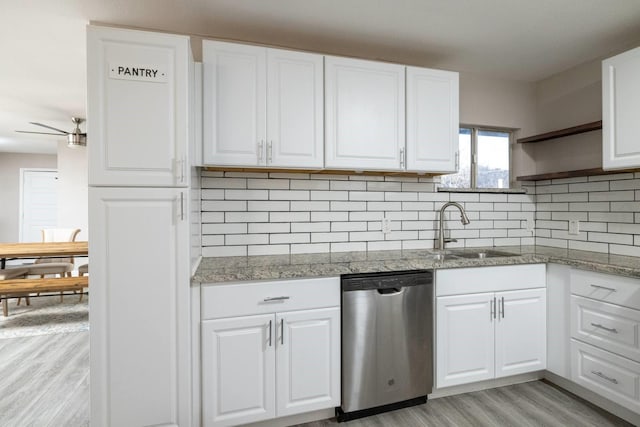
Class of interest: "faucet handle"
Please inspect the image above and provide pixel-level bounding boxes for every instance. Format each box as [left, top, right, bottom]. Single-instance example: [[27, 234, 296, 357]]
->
[[444, 238, 458, 243]]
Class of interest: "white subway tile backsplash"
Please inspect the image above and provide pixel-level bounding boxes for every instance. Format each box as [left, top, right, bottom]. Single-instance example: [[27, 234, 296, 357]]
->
[[226, 212, 269, 223], [248, 179, 289, 189], [271, 212, 310, 222], [248, 223, 290, 234], [291, 179, 329, 190], [310, 191, 348, 201], [270, 233, 310, 244], [311, 211, 348, 222], [291, 222, 330, 233], [248, 245, 290, 256], [200, 171, 640, 257]]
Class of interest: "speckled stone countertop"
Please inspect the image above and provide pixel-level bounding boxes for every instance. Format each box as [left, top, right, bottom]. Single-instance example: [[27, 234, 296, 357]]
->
[[192, 245, 640, 284]]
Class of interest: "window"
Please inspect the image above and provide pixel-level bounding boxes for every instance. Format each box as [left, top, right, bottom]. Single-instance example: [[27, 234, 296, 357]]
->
[[441, 126, 511, 189]]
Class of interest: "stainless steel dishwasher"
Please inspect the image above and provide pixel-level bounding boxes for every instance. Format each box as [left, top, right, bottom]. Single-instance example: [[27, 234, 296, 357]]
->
[[337, 269, 433, 422]]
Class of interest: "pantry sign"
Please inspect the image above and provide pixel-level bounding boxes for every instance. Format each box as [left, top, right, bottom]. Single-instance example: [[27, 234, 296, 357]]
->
[[109, 63, 168, 83]]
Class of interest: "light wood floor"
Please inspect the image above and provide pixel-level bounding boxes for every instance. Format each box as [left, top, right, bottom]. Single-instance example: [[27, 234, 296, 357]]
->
[[0, 331, 89, 427], [302, 380, 633, 427], [0, 332, 633, 427]]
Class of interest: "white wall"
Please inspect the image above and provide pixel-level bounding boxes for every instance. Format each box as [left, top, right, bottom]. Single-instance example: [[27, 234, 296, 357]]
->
[[56, 141, 88, 240], [0, 152, 57, 242]]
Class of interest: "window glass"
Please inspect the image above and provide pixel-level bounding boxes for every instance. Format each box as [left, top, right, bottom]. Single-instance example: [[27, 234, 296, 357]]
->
[[440, 128, 471, 188], [477, 130, 510, 188]]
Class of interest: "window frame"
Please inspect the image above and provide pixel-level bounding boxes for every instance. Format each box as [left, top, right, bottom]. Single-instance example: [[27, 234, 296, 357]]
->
[[452, 125, 514, 190]]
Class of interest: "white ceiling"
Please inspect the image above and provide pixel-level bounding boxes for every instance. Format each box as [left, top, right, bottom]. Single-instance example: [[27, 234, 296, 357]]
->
[[2, 0, 640, 154]]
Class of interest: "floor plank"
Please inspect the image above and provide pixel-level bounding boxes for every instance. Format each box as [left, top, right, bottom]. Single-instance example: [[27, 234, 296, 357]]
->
[[302, 380, 633, 427], [0, 332, 89, 427]]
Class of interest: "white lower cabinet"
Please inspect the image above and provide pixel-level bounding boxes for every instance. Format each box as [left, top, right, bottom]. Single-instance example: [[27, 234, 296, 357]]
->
[[436, 265, 547, 389], [201, 278, 340, 427]]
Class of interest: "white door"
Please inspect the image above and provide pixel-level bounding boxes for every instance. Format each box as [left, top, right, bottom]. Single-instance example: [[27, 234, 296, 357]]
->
[[276, 307, 340, 417], [325, 56, 405, 171], [87, 26, 190, 187], [436, 293, 495, 388], [603, 46, 640, 170], [202, 314, 276, 427], [89, 187, 190, 427], [203, 40, 266, 166], [495, 288, 547, 378], [20, 169, 57, 242], [266, 48, 324, 168], [406, 67, 459, 173]]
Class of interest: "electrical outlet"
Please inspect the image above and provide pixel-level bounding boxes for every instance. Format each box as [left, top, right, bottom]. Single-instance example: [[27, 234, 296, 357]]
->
[[569, 219, 580, 235], [526, 218, 534, 234], [382, 217, 392, 234]]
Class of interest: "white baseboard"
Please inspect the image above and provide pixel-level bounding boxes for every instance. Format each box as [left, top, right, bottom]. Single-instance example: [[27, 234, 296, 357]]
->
[[244, 408, 335, 427], [429, 372, 543, 399], [544, 371, 640, 426]]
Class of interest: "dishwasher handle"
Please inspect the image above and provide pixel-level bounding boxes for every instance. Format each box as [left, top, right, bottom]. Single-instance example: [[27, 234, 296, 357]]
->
[[377, 287, 403, 295]]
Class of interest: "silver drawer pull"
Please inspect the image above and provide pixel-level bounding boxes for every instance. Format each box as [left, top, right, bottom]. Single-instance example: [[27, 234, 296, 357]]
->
[[590, 323, 618, 333], [590, 284, 617, 292], [591, 370, 619, 384], [263, 296, 290, 302]]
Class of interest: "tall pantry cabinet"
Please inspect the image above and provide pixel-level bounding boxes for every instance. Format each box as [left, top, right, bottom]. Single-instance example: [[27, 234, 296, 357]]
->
[[87, 26, 193, 427]]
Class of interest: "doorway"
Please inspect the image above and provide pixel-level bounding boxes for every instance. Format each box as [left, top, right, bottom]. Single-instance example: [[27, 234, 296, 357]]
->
[[19, 168, 58, 243]]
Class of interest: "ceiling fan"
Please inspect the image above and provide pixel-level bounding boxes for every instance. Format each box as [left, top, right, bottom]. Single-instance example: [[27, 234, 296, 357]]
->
[[16, 117, 87, 148]]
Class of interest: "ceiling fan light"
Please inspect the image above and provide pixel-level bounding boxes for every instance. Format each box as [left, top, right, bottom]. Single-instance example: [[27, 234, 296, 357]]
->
[[67, 132, 86, 148]]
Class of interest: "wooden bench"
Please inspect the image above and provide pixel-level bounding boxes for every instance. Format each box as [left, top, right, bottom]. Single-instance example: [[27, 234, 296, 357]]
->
[[0, 276, 89, 316]]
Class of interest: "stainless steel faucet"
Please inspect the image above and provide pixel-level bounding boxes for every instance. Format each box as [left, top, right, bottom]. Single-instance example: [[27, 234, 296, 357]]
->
[[437, 202, 471, 250]]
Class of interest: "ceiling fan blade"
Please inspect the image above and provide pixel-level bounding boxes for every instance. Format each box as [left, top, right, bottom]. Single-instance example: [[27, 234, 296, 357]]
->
[[29, 122, 69, 134], [15, 130, 66, 136]]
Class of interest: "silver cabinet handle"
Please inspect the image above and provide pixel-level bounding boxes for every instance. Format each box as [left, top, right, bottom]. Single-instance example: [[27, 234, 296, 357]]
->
[[268, 320, 272, 347], [490, 298, 495, 321], [591, 370, 618, 384], [180, 192, 184, 221], [258, 140, 264, 163], [590, 284, 617, 292], [501, 297, 505, 319], [455, 151, 460, 170], [263, 296, 290, 302], [280, 318, 284, 345], [267, 141, 273, 164], [591, 322, 618, 333], [399, 147, 405, 168]]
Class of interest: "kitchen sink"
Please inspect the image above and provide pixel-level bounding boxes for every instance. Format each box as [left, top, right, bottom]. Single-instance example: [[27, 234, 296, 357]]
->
[[431, 249, 518, 261]]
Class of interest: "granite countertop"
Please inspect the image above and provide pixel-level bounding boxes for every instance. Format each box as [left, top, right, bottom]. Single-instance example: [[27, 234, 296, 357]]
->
[[192, 245, 640, 284]]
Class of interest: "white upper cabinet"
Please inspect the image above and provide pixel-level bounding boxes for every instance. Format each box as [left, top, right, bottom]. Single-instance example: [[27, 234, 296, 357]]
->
[[406, 67, 459, 173], [202, 41, 266, 166], [325, 56, 405, 171], [603, 46, 640, 170], [87, 26, 190, 187], [202, 41, 323, 168], [267, 49, 324, 168]]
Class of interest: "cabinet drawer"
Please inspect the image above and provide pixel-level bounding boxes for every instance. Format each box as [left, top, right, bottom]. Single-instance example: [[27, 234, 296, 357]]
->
[[436, 264, 546, 296], [571, 295, 640, 363], [201, 277, 340, 319], [571, 339, 640, 413], [571, 269, 640, 310]]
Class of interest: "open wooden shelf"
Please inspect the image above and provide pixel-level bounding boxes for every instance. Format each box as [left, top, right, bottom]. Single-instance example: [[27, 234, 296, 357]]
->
[[516, 167, 639, 181], [517, 120, 602, 144]]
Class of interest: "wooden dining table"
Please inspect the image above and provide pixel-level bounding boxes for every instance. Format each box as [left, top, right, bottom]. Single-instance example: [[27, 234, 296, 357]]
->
[[0, 241, 88, 268]]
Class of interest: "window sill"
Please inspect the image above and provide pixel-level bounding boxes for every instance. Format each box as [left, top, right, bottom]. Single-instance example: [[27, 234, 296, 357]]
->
[[437, 187, 527, 194]]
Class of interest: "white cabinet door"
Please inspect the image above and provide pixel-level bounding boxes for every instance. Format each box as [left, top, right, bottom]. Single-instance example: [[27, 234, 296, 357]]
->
[[267, 49, 324, 168], [203, 40, 266, 166], [87, 26, 190, 187], [436, 293, 495, 388], [276, 307, 340, 417], [603, 46, 640, 170], [325, 56, 405, 171], [495, 288, 547, 378], [89, 187, 190, 427], [406, 67, 459, 173], [202, 314, 276, 427]]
